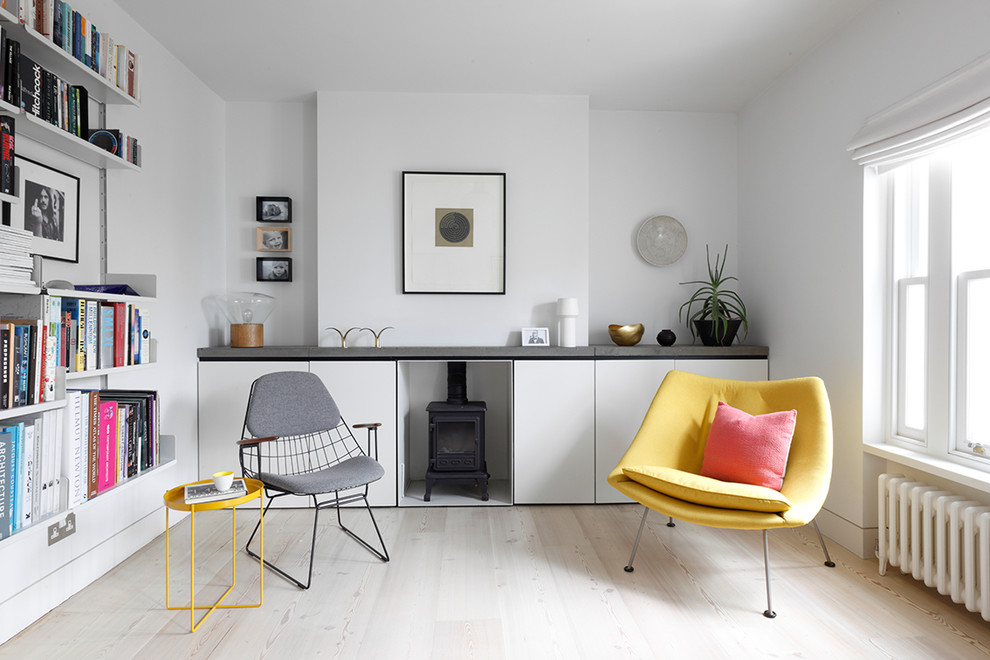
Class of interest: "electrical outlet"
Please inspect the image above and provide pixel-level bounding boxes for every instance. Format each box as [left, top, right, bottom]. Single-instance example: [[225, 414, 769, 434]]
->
[[47, 512, 77, 546]]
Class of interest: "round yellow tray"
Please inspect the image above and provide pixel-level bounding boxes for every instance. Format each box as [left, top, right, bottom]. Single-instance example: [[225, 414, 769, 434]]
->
[[164, 477, 264, 512]]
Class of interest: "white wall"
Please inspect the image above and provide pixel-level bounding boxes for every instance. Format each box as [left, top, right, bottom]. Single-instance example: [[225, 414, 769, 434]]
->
[[315, 92, 590, 348], [86, 1, 226, 490], [221, 100, 318, 346], [589, 111, 738, 345], [738, 0, 990, 555]]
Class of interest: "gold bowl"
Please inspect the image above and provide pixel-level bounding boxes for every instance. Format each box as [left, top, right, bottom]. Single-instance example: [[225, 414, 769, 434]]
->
[[608, 323, 645, 346]]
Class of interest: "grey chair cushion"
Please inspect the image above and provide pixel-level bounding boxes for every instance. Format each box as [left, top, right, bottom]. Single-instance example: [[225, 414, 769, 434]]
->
[[260, 456, 385, 495], [246, 371, 341, 438]]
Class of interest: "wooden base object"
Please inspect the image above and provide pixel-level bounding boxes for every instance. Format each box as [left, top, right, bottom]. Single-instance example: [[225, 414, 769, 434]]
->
[[230, 323, 263, 347]]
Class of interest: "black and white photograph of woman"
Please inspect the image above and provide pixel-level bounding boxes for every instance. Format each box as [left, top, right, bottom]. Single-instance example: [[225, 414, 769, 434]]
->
[[24, 181, 66, 241]]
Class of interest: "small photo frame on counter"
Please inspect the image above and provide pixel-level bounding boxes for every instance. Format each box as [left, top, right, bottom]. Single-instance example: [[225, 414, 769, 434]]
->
[[522, 327, 549, 346]]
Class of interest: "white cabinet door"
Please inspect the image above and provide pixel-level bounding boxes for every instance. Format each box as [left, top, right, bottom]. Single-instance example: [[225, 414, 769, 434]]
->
[[513, 360, 595, 504], [594, 360, 676, 503], [309, 361, 397, 507], [674, 358, 768, 381], [198, 361, 309, 480]]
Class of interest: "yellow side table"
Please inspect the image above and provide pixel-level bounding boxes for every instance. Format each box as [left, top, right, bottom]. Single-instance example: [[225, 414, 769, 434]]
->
[[163, 477, 264, 632]]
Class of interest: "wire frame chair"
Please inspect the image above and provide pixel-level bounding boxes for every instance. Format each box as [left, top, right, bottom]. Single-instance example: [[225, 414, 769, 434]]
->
[[238, 371, 389, 589]]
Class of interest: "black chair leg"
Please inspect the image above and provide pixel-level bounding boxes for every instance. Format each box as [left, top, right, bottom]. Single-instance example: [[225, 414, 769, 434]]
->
[[245, 494, 322, 590], [334, 492, 390, 563]]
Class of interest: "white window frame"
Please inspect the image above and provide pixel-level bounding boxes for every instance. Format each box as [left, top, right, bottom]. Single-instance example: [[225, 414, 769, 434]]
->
[[957, 269, 990, 456]]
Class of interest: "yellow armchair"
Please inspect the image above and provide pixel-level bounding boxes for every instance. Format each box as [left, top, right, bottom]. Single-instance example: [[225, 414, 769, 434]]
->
[[608, 369, 835, 617]]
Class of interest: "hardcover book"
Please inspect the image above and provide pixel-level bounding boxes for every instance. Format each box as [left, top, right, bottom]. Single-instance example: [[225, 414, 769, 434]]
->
[[18, 54, 43, 118], [184, 478, 247, 505], [0, 324, 9, 409], [0, 429, 10, 538], [98, 303, 114, 369], [96, 399, 116, 492], [0, 113, 14, 195]]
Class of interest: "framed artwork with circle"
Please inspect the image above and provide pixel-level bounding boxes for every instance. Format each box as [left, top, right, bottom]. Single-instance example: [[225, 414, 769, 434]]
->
[[257, 226, 291, 251], [402, 171, 505, 294]]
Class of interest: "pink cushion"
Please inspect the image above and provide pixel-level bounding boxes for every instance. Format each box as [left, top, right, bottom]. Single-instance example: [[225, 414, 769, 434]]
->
[[699, 401, 797, 491]]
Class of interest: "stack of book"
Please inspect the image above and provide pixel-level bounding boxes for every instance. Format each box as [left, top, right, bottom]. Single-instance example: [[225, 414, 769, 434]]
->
[[0, 22, 141, 163], [0, 226, 35, 288], [61, 388, 160, 509], [16, 1, 140, 101], [0, 408, 64, 539]]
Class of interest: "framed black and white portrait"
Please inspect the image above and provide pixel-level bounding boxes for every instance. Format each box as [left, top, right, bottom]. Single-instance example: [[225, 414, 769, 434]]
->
[[256, 196, 291, 223], [256, 257, 292, 282], [256, 226, 291, 252], [4, 157, 80, 262], [522, 327, 549, 346]]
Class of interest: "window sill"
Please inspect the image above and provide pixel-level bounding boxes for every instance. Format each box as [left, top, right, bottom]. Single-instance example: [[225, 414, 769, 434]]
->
[[864, 442, 990, 495]]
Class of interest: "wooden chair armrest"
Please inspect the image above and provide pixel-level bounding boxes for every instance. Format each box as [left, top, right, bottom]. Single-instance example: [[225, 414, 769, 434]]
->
[[352, 423, 381, 460], [237, 435, 278, 447]]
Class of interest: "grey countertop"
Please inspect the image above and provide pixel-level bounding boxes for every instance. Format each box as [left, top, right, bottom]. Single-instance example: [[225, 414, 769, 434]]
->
[[197, 344, 769, 361]]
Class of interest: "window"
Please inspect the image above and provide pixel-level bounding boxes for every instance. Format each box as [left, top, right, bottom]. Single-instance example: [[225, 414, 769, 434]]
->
[[876, 129, 990, 465]]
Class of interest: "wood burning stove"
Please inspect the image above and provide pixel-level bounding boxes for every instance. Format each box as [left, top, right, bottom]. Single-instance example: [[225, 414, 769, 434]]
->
[[424, 362, 489, 501]]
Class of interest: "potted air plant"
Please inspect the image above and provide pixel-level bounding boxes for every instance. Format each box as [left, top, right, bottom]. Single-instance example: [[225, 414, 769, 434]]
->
[[678, 244, 748, 346]]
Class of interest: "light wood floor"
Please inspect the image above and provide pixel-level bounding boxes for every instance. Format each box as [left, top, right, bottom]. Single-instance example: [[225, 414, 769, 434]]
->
[[5, 504, 990, 659]]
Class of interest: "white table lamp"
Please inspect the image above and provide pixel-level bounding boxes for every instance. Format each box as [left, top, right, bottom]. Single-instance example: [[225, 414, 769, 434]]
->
[[557, 297, 579, 347]]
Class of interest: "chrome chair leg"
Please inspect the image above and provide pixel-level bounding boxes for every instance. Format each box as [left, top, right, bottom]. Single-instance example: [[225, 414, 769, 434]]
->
[[812, 519, 836, 567], [624, 507, 650, 573], [763, 530, 776, 618]]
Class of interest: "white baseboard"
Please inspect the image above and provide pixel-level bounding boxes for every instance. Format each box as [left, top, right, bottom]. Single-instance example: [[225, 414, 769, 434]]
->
[[815, 506, 876, 560]]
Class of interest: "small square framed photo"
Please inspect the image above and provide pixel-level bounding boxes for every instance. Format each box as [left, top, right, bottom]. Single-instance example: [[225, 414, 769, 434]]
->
[[256, 196, 291, 223], [256, 257, 292, 282], [522, 327, 549, 346], [256, 226, 291, 252]]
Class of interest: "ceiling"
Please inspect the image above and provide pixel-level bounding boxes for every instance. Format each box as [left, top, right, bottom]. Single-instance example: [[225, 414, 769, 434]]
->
[[114, 0, 872, 112]]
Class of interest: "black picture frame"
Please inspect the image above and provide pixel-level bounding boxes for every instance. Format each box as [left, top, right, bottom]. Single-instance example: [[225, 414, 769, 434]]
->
[[402, 171, 506, 294], [256, 257, 292, 282], [3, 156, 81, 262], [256, 196, 292, 223]]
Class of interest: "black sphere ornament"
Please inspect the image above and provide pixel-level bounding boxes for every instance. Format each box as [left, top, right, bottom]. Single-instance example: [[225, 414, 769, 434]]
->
[[656, 329, 676, 346]]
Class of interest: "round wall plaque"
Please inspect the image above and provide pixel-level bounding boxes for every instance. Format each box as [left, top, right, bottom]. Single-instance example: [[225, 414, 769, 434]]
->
[[636, 215, 687, 266]]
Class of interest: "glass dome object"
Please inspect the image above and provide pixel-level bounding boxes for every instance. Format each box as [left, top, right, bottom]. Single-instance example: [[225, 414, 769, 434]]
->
[[219, 292, 275, 347]]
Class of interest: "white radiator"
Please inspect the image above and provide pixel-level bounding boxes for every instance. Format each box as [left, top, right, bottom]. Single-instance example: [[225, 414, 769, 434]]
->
[[878, 473, 990, 620]]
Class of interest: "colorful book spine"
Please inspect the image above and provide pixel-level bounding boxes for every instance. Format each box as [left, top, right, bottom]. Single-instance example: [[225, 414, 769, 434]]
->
[[0, 113, 14, 196], [86, 391, 98, 498], [96, 399, 116, 492], [112, 302, 126, 367], [0, 324, 9, 409], [98, 303, 114, 369], [5, 423, 18, 530], [0, 429, 11, 539]]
